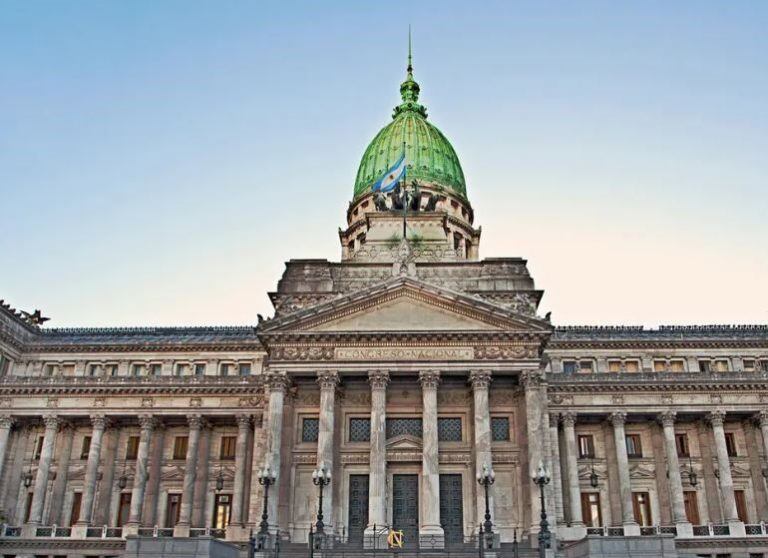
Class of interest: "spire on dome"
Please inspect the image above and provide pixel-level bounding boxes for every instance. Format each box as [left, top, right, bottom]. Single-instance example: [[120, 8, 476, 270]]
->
[[394, 26, 427, 118]]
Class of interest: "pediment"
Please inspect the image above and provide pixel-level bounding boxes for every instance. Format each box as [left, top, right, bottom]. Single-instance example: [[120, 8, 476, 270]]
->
[[259, 277, 551, 334], [386, 434, 423, 451]]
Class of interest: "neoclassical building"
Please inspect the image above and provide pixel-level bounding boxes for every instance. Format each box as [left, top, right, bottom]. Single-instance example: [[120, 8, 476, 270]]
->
[[1, 52, 767, 558]]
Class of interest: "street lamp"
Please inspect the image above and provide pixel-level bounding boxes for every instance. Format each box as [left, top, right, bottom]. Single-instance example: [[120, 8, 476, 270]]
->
[[533, 461, 551, 558], [312, 461, 332, 535], [22, 469, 33, 488], [117, 463, 128, 490], [476, 462, 495, 536], [257, 463, 277, 537], [589, 461, 599, 488], [687, 458, 698, 487], [215, 467, 225, 492]]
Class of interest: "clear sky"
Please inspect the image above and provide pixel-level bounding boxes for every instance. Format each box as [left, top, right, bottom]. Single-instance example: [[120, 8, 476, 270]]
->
[[1, 1, 766, 328]]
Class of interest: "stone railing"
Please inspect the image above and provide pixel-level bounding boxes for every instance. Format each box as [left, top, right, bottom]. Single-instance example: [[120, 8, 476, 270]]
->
[[86, 526, 124, 538], [584, 524, 768, 538], [0, 374, 262, 386]]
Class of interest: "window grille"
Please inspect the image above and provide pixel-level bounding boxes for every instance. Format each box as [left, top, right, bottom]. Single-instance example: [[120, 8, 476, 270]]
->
[[437, 418, 462, 442], [386, 418, 422, 439], [302, 418, 319, 443], [349, 418, 371, 442], [491, 417, 510, 441]]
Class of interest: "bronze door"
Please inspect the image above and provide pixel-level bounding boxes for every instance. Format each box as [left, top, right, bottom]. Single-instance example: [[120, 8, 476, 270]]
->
[[392, 474, 419, 547], [347, 475, 369, 544], [439, 474, 464, 544]]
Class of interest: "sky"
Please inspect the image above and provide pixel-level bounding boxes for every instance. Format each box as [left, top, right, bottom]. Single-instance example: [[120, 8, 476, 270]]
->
[[1, 1, 766, 328]]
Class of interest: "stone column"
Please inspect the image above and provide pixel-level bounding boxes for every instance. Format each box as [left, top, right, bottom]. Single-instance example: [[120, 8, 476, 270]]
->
[[265, 371, 289, 534], [364, 370, 389, 548], [419, 370, 444, 548], [27, 415, 60, 527], [470, 370, 494, 528], [521, 370, 546, 537], [229, 414, 252, 532], [175, 414, 204, 536], [757, 411, 768, 472], [709, 410, 745, 535], [125, 414, 155, 532], [76, 415, 109, 529], [317, 371, 339, 534], [561, 412, 584, 527], [609, 412, 639, 535], [0, 415, 16, 484], [659, 411, 692, 537], [549, 413, 565, 524]]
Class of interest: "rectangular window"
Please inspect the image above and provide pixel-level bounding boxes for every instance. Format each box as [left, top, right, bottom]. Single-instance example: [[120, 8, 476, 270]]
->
[[238, 363, 251, 376], [632, 492, 653, 526], [624, 360, 640, 373], [220, 363, 231, 376], [131, 364, 143, 377], [437, 417, 462, 442], [579, 360, 594, 373], [491, 417, 511, 441], [683, 491, 700, 525], [220, 436, 237, 460], [714, 359, 729, 372], [760, 360, 768, 373], [213, 494, 232, 530], [653, 360, 667, 372], [349, 418, 371, 442], [725, 432, 737, 457], [88, 364, 99, 377], [386, 417, 423, 439], [625, 434, 642, 458], [33, 435, 44, 460], [126, 436, 140, 460], [580, 492, 602, 527], [149, 363, 161, 376], [173, 436, 188, 460], [195, 363, 206, 376], [607, 360, 621, 373], [165, 494, 182, 528], [698, 360, 711, 373], [117, 493, 132, 527], [69, 492, 82, 526], [578, 435, 595, 458], [743, 359, 756, 372], [562, 361, 577, 375], [106, 364, 118, 376], [670, 360, 685, 372], [675, 433, 690, 458], [80, 436, 92, 460], [302, 417, 320, 443], [735, 490, 748, 523], [175, 363, 186, 376]]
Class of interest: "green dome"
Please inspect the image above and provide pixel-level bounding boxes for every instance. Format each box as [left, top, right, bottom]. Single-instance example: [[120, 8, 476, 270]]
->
[[353, 56, 467, 200]]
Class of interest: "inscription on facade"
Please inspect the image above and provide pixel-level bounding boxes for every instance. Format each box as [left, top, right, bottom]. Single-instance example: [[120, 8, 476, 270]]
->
[[334, 347, 474, 361]]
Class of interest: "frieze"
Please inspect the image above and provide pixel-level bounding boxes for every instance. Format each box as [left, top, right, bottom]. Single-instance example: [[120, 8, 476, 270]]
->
[[438, 453, 472, 464], [292, 453, 317, 464], [335, 346, 474, 361], [548, 394, 574, 406], [386, 450, 422, 462], [340, 453, 371, 464], [271, 346, 335, 361], [490, 452, 519, 464], [295, 391, 321, 406], [473, 345, 537, 360], [489, 389, 519, 405], [343, 391, 371, 406], [437, 390, 471, 405]]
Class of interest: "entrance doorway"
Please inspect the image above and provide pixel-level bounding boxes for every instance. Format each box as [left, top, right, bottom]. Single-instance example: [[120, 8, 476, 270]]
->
[[392, 474, 419, 547], [439, 474, 464, 544], [347, 474, 369, 544]]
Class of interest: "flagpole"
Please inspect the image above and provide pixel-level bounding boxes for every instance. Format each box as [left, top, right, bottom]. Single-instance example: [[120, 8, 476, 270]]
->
[[402, 141, 407, 240]]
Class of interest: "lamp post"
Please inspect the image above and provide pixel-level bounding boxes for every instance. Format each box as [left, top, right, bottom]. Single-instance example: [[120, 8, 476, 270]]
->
[[257, 463, 277, 537], [533, 461, 551, 558], [22, 469, 33, 488], [590, 461, 599, 488], [477, 462, 495, 536], [312, 461, 332, 535], [686, 458, 698, 487]]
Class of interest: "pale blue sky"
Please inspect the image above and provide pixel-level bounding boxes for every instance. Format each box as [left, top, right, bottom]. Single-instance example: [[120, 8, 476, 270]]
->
[[1, 1, 766, 327]]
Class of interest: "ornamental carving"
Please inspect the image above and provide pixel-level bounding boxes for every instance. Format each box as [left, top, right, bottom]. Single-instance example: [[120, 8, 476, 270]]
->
[[187, 414, 204, 430], [438, 453, 472, 464], [757, 410, 768, 428], [561, 412, 577, 427], [611, 394, 625, 405], [437, 390, 471, 405], [549, 413, 560, 428], [141, 397, 154, 408], [708, 410, 726, 427], [0, 415, 15, 429], [474, 345, 535, 360], [190, 397, 203, 408], [336, 347, 473, 361], [344, 391, 371, 406], [43, 414, 60, 430], [293, 454, 317, 464], [489, 390, 518, 405], [469, 370, 492, 390], [317, 370, 340, 391], [548, 393, 573, 406], [138, 414, 156, 431], [368, 370, 390, 390], [418, 370, 441, 390], [271, 346, 334, 361], [236, 414, 252, 429], [90, 414, 109, 430], [264, 372, 291, 393], [490, 452, 519, 464], [710, 394, 723, 404], [46, 397, 59, 408], [341, 453, 372, 464], [520, 370, 543, 388], [0, 398, 11, 408], [295, 391, 321, 406], [661, 394, 674, 405], [609, 412, 627, 427], [659, 411, 677, 427], [93, 397, 106, 408]]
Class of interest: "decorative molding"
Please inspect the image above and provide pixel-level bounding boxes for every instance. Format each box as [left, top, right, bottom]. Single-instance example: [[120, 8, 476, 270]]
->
[[469, 370, 492, 390], [317, 370, 340, 391], [418, 370, 441, 390], [520, 369, 544, 388], [474, 345, 538, 360], [658, 411, 676, 428], [336, 346, 474, 361], [561, 412, 577, 428], [608, 412, 627, 427], [368, 370, 390, 390]]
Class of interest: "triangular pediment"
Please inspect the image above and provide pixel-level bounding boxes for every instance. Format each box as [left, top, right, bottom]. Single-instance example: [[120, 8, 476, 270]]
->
[[386, 434, 423, 451], [259, 277, 551, 334]]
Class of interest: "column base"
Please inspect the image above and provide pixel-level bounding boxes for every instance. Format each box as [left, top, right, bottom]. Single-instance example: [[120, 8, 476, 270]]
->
[[363, 525, 388, 549], [728, 520, 746, 537], [622, 522, 641, 536], [418, 525, 444, 550], [173, 523, 190, 537], [675, 521, 693, 538], [556, 524, 586, 541], [70, 523, 89, 538]]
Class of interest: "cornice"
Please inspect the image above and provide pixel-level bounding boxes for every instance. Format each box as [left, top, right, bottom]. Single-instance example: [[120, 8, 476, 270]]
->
[[549, 339, 768, 350], [548, 372, 768, 393]]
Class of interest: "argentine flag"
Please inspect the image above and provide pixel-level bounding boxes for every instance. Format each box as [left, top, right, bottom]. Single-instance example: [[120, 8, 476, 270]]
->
[[372, 153, 406, 193]]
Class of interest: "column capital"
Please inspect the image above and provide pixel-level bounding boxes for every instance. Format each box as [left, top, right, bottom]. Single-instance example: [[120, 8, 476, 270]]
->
[[658, 411, 677, 428], [368, 370, 390, 390], [42, 414, 60, 430], [0, 415, 15, 429], [264, 371, 291, 393], [561, 412, 577, 428], [469, 370, 492, 390], [89, 414, 111, 430], [548, 413, 560, 428], [756, 410, 768, 428], [317, 370, 340, 391], [418, 370, 441, 390], [236, 414, 252, 430], [520, 369, 544, 388], [608, 412, 627, 427], [708, 410, 726, 427], [187, 414, 205, 430], [137, 414, 156, 432]]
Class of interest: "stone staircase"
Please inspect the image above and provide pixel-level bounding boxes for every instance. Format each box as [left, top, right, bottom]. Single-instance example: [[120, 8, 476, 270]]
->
[[267, 541, 543, 558]]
